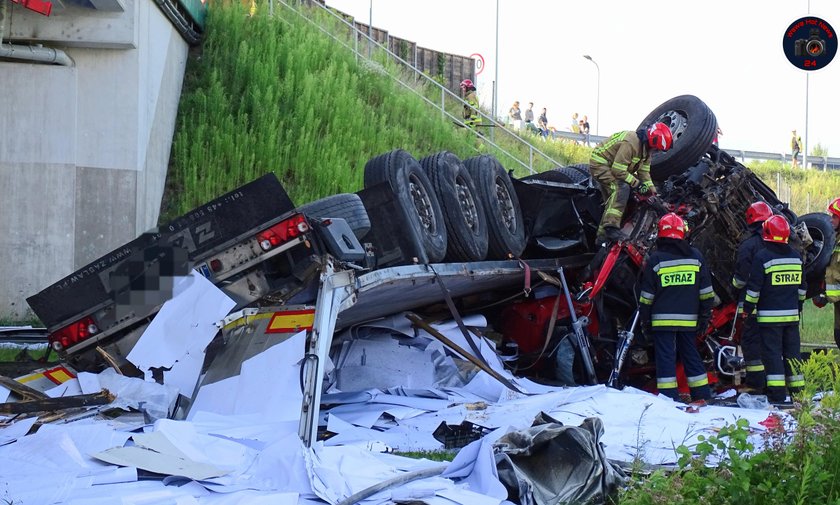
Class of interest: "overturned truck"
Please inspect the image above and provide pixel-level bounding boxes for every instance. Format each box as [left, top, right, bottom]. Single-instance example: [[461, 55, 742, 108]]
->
[[27, 95, 833, 429]]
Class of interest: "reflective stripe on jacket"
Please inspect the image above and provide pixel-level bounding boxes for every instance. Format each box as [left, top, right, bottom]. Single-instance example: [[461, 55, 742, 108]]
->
[[743, 243, 806, 324], [825, 237, 840, 303], [589, 130, 651, 187]]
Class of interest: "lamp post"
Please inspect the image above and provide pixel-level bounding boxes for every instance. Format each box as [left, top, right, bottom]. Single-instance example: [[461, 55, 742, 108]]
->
[[583, 54, 600, 135]]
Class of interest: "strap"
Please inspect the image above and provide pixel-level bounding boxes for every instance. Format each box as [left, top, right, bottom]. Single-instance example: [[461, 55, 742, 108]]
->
[[429, 264, 490, 368]]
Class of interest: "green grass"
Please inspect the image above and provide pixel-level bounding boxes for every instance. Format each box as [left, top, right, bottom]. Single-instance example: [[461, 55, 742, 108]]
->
[[747, 160, 840, 216], [801, 302, 835, 346]]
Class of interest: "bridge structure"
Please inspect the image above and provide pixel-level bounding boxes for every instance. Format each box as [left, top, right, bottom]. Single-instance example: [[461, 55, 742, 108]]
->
[[0, 0, 205, 319]]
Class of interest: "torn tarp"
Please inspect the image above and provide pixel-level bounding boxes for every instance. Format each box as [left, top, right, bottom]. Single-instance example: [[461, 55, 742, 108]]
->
[[495, 415, 625, 505]]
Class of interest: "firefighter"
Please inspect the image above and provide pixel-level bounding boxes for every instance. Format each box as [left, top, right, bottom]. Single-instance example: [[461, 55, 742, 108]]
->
[[731, 201, 774, 391], [639, 213, 715, 402], [589, 122, 673, 244], [742, 215, 806, 403], [814, 197, 840, 348], [460, 79, 479, 129]]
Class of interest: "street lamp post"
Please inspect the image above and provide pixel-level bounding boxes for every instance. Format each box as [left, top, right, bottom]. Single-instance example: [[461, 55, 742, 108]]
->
[[583, 54, 600, 136]]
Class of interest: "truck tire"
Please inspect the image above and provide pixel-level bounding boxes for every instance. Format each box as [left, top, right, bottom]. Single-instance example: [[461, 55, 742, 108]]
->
[[364, 149, 447, 262], [464, 155, 526, 259], [299, 193, 371, 240], [799, 212, 836, 296], [638, 95, 717, 181], [523, 165, 591, 185], [420, 151, 489, 262]]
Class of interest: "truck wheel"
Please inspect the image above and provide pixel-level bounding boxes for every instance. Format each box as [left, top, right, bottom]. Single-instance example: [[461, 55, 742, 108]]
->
[[798, 212, 836, 296], [523, 165, 592, 186], [364, 149, 447, 262], [464, 155, 526, 259], [420, 151, 489, 262], [638, 95, 717, 181], [299, 193, 371, 240]]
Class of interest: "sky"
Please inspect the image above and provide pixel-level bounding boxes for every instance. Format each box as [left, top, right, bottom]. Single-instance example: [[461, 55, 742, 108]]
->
[[325, 0, 840, 157]]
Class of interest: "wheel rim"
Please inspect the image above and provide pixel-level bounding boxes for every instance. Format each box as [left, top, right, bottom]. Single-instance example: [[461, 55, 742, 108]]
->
[[455, 175, 480, 233], [409, 173, 438, 234], [804, 225, 825, 270], [656, 109, 689, 142], [494, 177, 517, 233]]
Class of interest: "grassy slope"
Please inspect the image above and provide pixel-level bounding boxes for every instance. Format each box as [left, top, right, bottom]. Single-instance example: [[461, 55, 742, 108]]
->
[[162, 2, 587, 219]]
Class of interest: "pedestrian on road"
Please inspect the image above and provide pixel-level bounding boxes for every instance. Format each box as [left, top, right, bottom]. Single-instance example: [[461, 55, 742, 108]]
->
[[731, 201, 774, 391], [791, 130, 802, 169], [639, 213, 715, 402], [742, 215, 806, 403], [589, 123, 672, 244], [460, 79, 479, 129]]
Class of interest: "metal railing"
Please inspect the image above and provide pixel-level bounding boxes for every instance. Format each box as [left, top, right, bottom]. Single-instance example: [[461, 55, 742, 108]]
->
[[280, 0, 563, 174]]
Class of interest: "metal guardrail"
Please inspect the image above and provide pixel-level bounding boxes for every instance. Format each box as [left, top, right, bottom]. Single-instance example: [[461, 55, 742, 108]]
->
[[281, 0, 562, 175]]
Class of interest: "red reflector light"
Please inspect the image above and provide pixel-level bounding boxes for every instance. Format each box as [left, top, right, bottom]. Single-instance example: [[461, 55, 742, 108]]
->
[[210, 259, 223, 272], [50, 316, 99, 350], [257, 214, 309, 251]]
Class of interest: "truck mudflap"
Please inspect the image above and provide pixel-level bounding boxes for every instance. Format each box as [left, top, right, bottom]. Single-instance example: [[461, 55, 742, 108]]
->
[[28, 173, 296, 330]]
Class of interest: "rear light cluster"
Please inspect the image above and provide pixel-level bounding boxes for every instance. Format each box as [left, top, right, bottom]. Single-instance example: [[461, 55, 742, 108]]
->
[[257, 214, 309, 251], [50, 316, 99, 351]]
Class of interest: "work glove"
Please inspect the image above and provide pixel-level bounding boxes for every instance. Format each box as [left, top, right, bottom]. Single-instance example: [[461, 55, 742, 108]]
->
[[639, 181, 656, 195], [813, 293, 829, 308]]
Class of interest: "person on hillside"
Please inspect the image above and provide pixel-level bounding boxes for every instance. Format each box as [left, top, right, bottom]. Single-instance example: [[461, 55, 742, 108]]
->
[[813, 198, 840, 348], [731, 201, 775, 392], [538, 108, 549, 139], [524, 102, 537, 133], [589, 123, 672, 244], [791, 130, 802, 169], [509, 101, 522, 130], [639, 213, 715, 403], [460, 79, 479, 129], [581, 115, 591, 146], [742, 215, 806, 403]]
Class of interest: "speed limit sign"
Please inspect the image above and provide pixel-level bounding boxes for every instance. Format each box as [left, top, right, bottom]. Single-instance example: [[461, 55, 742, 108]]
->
[[470, 53, 485, 75]]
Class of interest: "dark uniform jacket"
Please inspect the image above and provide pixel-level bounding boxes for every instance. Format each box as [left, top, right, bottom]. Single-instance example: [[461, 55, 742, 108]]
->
[[732, 224, 764, 305], [639, 239, 715, 331], [825, 236, 840, 302], [743, 242, 807, 324]]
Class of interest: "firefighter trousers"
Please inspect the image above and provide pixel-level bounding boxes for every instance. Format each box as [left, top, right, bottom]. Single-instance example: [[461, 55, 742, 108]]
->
[[760, 323, 804, 402], [591, 170, 630, 236], [741, 317, 766, 389], [653, 329, 711, 401]]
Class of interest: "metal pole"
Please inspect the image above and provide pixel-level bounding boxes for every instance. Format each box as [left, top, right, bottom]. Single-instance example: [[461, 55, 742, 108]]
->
[[368, 0, 372, 58], [583, 55, 600, 135], [493, 0, 499, 122], [805, 72, 809, 170]]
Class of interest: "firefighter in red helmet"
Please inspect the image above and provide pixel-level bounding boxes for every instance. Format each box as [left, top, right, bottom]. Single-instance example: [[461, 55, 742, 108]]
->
[[731, 201, 774, 391], [814, 198, 840, 348], [742, 215, 806, 403], [589, 122, 673, 244], [639, 213, 715, 402], [460, 79, 479, 129]]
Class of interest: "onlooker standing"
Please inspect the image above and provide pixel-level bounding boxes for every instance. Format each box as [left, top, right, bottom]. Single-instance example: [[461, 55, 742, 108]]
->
[[570, 112, 580, 134], [639, 213, 714, 402], [508, 101, 522, 130], [524, 102, 535, 130], [742, 215, 806, 403], [460, 79, 479, 128], [581, 115, 591, 145], [538, 108, 549, 139], [791, 130, 802, 169]]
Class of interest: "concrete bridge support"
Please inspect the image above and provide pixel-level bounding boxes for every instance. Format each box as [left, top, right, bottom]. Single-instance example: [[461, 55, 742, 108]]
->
[[0, 0, 188, 320]]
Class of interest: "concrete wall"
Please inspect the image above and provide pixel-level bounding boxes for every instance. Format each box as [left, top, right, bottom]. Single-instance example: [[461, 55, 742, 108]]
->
[[0, 0, 188, 320]]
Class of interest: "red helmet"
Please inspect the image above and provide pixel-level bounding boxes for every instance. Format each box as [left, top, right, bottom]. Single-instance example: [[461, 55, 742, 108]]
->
[[647, 122, 673, 151], [745, 201, 773, 225], [762, 215, 790, 244], [460, 79, 474, 90], [828, 197, 840, 219], [657, 213, 686, 240]]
